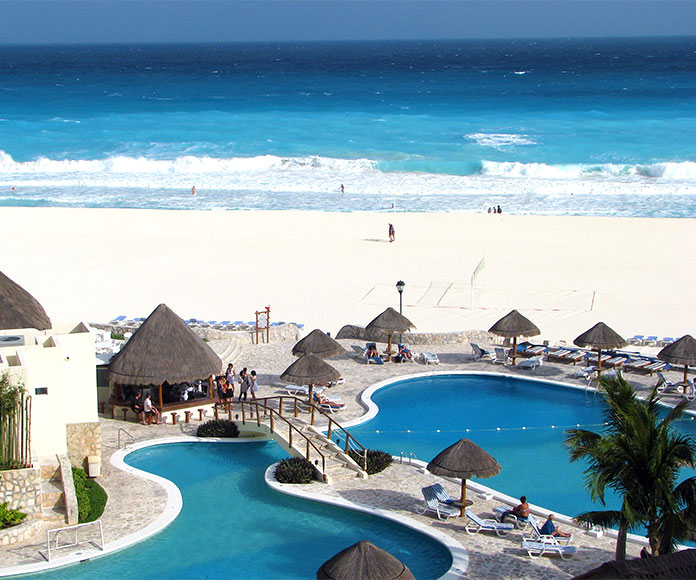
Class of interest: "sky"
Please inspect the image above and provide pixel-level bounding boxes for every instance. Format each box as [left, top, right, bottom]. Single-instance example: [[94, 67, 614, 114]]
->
[[0, 0, 694, 44]]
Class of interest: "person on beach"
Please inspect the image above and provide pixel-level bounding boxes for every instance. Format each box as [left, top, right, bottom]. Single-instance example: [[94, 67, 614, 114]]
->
[[340, 184, 345, 193], [499, 496, 530, 523], [388, 223, 395, 242], [226, 363, 237, 391], [238, 367, 250, 401], [249, 370, 258, 401], [143, 394, 162, 424], [191, 185, 196, 195], [497, 204, 502, 214], [539, 514, 571, 538], [130, 391, 145, 424]]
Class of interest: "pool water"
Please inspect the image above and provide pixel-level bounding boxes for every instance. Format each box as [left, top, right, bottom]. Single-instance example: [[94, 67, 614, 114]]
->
[[25, 442, 452, 580], [350, 374, 696, 519]]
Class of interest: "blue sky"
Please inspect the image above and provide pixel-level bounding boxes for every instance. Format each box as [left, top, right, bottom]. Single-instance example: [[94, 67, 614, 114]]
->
[[0, 1, 694, 44]]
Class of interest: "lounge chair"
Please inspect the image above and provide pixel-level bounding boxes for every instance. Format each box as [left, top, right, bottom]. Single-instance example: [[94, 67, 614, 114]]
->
[[518, 356, 543, 370], [628, 334, 645, 346], [493, 347, 509, 365], [420, 486, 459, 520], [493, 505, 529, 529], [603, 355, 629, 368], [418, 351, 440, 365], [351, 345, 367, 359], [625, 358, 669, 376], [364, 342, 384, 365], [284, 385, 325, 397], [656, 373, 695, 401], [470, 343, 493, 361], [546, 349, 586, 365], [644, 335, 659, 346], [585, 353, 612, 366], [522, 538, 578, 560], [526, 515, 573, 545], [465, 509, 514, 536], [396, 343, 415, 363], [430, 483, 458, 505]]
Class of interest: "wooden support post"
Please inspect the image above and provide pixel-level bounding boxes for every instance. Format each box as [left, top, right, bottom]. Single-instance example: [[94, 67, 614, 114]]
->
[[110, 405, 115, 419], [147, 414, 153, 425], [171, 412, 178, 425], [198, 408, 205, 421], [184, 411, 192, 423], [121, 408, 129, 421], [214, 406, 219, 420], [228, 406, 233, 421], [99, 402, 106, 414]]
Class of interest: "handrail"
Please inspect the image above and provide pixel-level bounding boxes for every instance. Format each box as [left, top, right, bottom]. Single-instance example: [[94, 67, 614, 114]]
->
[[241, 395, 368, 473], [117, 428, 135, 448], [237, 397, 328, 479], [43, 520, 104, 562]]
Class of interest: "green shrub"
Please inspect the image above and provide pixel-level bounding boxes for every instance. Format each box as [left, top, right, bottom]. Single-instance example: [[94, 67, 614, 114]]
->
[[72, 467, 108, 523], [274, 457, 316, 484], [0, 502, 27, 529], [196, 419, 240, 438], [73, 468, 90, 522], [110, 332, 125, 340], [348, 449, 393, 475]]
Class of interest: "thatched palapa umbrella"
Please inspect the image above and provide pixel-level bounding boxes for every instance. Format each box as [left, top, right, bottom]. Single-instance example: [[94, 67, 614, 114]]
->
[[108, 303, 222, 403], [280, 353, 340, 404], [0, 270, 51, 331], [572, 548, 696, 579], [365, 307, 415, 362], [658, 334, 696, 384], [292, 328, 346, 359], [427, 438, 501, 516], [317, 540, 415, 580], [574, 322, 626, 371], [488, 309, 540, 366]]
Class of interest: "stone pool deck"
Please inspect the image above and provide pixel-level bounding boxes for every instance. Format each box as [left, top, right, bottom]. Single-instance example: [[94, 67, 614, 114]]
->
[[2, 339, 689, 578]]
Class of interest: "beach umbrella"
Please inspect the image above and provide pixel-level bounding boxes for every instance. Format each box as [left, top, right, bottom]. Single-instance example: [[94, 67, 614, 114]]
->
[[292, 328, 346, 359], [573, 322, 627, 371], [280, 353, 340, 403], [658, 334, 696, 384], [572, 548, 696, 579], [365, 307, 415, 362], [426, 438, 501, 516], [108, 303, 222, 388], [0, 270, 51, 331], [317, 540, 415, 580], [488, 309, 540, 366]]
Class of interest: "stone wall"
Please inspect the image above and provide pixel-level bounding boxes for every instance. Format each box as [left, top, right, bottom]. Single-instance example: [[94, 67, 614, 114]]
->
[[335, 324, 500, 346], [0, 465, 44, 546], [66, 421, 101, 470]]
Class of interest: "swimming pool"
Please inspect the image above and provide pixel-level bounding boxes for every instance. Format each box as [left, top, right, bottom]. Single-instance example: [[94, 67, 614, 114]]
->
[[18, 441, 452, 580], [349, 373, 696, 520]]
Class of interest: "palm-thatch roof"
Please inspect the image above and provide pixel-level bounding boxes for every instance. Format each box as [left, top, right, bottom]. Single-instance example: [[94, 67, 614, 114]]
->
[[572, 548, 696, 579], [280, 353, 340, 386], [427, 438, 501, 480], [574, 322, 627, 350], [365, 307, 415, 333], [292, 329, 346, 359], [317, 540, 415, 580], [489, 309, 540, 338], [108, 303, 222, 385], [0, 271, 51, 331], [658, 335, 696, 383]]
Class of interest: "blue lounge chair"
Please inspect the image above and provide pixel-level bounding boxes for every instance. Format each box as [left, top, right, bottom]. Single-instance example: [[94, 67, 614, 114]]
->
[[111, 315, 126, 323], [470, 343, 493, 361], [365, 342, 384, 365], [465, 509, 514, 536], [420, 486, 459, 520], [430, 483, 458, 505]]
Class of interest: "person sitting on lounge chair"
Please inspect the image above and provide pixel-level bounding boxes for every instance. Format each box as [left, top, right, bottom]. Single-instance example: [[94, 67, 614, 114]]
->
[[315, 393, 345, 410], [366, 344, 383, 364], [499, 495, 530, 523], [398, 343, 413, 361], [539, 514, 571, 538]]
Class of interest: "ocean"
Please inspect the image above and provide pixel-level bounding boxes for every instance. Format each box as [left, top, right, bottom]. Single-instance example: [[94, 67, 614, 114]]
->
[[1, 37, 695, 217]]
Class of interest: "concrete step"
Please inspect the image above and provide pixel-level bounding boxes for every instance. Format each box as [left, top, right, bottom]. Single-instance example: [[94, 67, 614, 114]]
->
[[41, 480, 64, 509], [327, 469, 361, 482], [42, 505, 66, 525]]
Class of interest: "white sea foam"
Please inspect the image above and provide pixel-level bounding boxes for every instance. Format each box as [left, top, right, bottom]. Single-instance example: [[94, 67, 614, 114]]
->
[[466, 133, 536, 150]]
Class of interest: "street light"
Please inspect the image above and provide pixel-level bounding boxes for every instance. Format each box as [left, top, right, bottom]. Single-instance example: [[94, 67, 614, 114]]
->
[[396, 280, 405, 314]]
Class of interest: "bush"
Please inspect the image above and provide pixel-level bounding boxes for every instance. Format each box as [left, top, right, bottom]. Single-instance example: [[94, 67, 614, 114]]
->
[[349, 449, 393, 475], [196, 419, 240, 438], [0, 502, 27, 529], [274, 457, 316, 484], [73, 467, 108, 523]]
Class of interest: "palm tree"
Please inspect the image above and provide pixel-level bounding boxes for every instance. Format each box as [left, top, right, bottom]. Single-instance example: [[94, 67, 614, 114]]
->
[[564, 372, 696, 559]]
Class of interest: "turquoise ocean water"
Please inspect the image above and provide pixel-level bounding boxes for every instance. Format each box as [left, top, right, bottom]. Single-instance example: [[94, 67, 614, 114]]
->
[[1, 38, 695, 216]]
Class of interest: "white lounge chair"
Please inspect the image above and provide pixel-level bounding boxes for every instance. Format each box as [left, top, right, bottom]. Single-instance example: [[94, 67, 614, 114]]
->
[[465, 509, 514, 536], [522, 538, 578, 560], [493, 505, 529, 529], [470, 343, 494, 360], [517, 355, 543, 370], [526, 515, 573, 545], [493, 347, 509, 365], [284, 385, 325, 397], [420, 486, 459, 520], [418, 352, 440, 365]]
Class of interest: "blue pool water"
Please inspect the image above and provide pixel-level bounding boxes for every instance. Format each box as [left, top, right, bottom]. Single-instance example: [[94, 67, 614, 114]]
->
[[24, 441, 451, 580], [350, 374, 696, 519]]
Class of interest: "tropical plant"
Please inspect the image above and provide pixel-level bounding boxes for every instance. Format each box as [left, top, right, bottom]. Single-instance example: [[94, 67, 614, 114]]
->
[[196, 419, 240, 438], [564, 372, 696, 558], [0, 372, 30, 470], [72, 467, 108, 523], [348, 448, 393, 475], [0, 502, 27, 529], [274, 457, 316, 484]]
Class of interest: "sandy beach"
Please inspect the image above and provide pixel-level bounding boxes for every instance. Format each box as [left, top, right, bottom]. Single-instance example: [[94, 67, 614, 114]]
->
[[1, 207, 693, 343]]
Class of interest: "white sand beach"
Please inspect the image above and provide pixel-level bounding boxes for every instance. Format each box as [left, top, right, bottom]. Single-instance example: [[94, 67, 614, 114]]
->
[[1, 207, 694, 343]]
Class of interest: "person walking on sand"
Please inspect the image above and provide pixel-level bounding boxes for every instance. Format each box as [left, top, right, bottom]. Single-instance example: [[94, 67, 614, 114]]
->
[[340, 184, 345, 193], [388, 223, 395, 242], [191, 185, 196, 196]]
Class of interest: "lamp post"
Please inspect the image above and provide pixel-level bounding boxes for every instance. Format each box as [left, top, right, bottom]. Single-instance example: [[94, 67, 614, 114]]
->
[[396, 280, 405, 345], [396, 280, 405, 314]]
